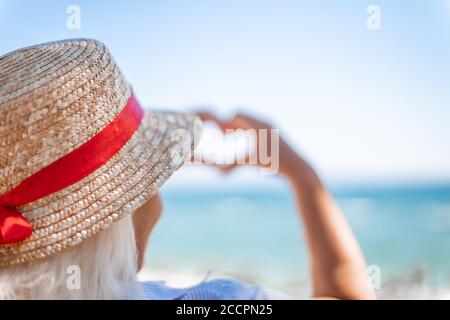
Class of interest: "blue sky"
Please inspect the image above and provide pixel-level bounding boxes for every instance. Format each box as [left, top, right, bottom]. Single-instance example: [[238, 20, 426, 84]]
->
[[1, 0, 450, 187]]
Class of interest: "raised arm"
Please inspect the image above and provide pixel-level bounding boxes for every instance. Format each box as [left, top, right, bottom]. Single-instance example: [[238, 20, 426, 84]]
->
[[279, 142, 375, 299], [197, 112, 375, 300]]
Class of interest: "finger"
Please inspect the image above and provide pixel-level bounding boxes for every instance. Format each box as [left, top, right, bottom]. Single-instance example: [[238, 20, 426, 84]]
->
[[191, 158, 237, 174], [226, 113, 272, 131], [217, 160, 257, 174], [214, 164, 238, 174], [195, 111, 227, 132], [195, 111, 219, 122], [192, 153, 257, 175], [224, 113, 257, 131], [196, 111, 252, 131]]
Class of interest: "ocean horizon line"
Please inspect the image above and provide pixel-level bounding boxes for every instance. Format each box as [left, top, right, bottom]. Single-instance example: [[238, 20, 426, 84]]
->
[[162, 180, 450, 195]]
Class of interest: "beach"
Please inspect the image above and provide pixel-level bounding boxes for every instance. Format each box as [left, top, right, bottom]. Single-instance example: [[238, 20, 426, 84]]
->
[[141, 184, 450, 299]]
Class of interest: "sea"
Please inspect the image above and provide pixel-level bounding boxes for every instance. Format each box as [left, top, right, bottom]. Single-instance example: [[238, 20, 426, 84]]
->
[[142, 183, 450, 299]]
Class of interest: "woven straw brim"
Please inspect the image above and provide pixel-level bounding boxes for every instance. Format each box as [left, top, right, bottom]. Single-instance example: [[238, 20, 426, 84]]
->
[[0, 110, 201, 266]]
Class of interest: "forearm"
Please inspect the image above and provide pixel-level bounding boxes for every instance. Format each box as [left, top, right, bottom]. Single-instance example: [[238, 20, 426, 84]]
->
[[282, 149, 375, 299]]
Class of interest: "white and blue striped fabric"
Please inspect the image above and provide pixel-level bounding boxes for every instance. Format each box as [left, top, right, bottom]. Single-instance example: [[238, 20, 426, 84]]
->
[[122, 279, 288, 300]]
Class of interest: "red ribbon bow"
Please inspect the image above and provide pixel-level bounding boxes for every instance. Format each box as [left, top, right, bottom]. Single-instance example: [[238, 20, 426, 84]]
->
[[0, 206, 32, 244], [0, 96, 144, 245]]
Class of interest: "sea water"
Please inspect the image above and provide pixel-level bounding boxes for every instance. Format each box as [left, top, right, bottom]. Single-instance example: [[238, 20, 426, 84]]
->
[[143, 184, 450, 298]]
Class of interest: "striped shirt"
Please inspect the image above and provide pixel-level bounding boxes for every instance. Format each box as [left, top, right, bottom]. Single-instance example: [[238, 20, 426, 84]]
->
[[122, 279, 288, 300]]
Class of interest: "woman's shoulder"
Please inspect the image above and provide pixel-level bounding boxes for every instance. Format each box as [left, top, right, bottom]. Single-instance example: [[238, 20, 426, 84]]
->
[[124, 278, 288, 300]]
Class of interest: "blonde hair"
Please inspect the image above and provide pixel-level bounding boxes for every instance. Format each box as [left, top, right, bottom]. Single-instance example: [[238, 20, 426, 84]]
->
[[0, 215, 138, 300]]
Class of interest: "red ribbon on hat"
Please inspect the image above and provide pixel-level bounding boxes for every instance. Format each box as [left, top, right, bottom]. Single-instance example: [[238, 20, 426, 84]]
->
[[0, 95, 144, 245]]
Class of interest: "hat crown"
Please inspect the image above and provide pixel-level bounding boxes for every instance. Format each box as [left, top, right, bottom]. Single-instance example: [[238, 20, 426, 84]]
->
[[0, 39, 131, 194], [0, 39, 199, 267]]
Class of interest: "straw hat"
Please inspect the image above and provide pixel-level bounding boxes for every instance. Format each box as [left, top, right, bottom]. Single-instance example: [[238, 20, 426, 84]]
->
[[0, 39, 201, 266]]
